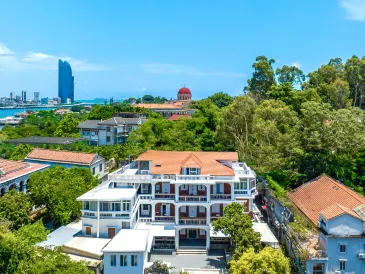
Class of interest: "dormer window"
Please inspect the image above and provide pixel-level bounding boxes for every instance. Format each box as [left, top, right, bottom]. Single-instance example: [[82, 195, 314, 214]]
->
[[186, 168, 200, 175]]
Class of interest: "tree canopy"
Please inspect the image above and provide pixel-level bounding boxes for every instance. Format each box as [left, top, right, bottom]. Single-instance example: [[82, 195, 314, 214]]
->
[[27, 166, 99, 225], [229, 247, 290, 274]]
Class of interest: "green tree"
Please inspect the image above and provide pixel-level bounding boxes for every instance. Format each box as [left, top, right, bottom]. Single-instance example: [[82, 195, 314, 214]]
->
[[208, 92, 233, 108], [0, 190, 31, 230], [28, 166, 99, 225], [345, 55, 365, 108], [211, 203, 261, 259], [54, 114, 80, 137], [316, 79, 351, 109], [245, 56, 276, 100], [307, 57, 344, 87], [145, 260, 175, 274], [9, 144, 34, 161], [276, 65, 305, 86], [217, 95, 256, 156], [14, 221, 49, 245], [229, 247, 290, 274]]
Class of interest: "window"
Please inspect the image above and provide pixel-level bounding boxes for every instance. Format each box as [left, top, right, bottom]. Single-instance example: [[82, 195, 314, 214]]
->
[[100, 202, 121, 212], [234, 179, 248, 190], [92, 167, 95, 175], [122, 222, 130, 229], [181, 184, 188, 190], [85, 226, 91, 235], [340, 244, 346, 253], [199, 206, 206, 213], [143, 204, 149, 210], [122, 201, 131, 211], [83, 201, 97, 210], [120, 255, 127, 266], [131, 255, 137, 266], [181, 206, 186, 212], [107, 127, 110, 132], [99, 164, 103, 172], [110, 255, 116, 266], [83, 131, 90, 136], [340, 260, 346, 271], [106, 136, 111, 142], [313, 263, 324, 274], [198, 185, 205, 191], [187, 168, 200, 175], [200, 229, 206, 235]]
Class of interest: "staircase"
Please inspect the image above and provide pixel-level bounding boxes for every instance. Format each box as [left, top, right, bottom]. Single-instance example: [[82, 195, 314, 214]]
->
[[176, 247, 208, 255]]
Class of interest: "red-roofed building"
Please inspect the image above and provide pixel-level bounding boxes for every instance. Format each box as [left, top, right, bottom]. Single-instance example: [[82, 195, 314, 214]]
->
[[25, 148, 105, 177], [168, 114, 191, 121], [77, 150, 257, 251], [0, 158, 48, 196]]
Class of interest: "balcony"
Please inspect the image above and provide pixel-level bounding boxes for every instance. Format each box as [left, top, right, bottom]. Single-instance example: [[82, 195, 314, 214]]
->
[[210, 194, 231, 200], [152, 174, 176, 181], [179, 195, 207, 202], [139, 194, 153, 200], [82, 210, 130, 219], [155, 193, 175, 200], [175, 175, 213, 184], [179, 218, 207, 225], [155, 216, 175, 222], [82, 210, 96, 218]]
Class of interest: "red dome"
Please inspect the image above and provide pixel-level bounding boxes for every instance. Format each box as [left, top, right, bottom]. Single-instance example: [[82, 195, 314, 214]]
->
[[178, 87, 191, 95]]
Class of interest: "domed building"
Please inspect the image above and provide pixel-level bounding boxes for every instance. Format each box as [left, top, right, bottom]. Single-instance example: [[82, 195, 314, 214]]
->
[[177, 87, 192, 101], [135, 86, 194, 118]]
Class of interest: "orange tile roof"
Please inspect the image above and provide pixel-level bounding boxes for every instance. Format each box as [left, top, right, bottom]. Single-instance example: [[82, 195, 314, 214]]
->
[[320, 203, 362, 221], [26, 148, 98, 165], [168, 114, 191, 121], [0, 159, 48, 183], [136, 103, 181, 109], [137, 150, 238, 176], [288, 175, 365, 224]]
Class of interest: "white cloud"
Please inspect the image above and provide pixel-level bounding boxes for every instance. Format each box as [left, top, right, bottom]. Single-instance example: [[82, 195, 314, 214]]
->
[[340, 0, 365, 21], [0, 43, 110, 72], [140, 63, 245, 78], [0, 42, 14, 55], [291, 62, 301, 68]]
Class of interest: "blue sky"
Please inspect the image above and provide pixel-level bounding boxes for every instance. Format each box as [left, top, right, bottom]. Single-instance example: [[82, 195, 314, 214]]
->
[[0, 0, 365, 100]]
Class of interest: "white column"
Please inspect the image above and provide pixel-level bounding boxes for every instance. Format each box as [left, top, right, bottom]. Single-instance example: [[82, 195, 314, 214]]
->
[[175, 228, 179, 249], [152, 203, 155, 221], [206, 228, 210, 249], [231, 183, 235, 201], [175, 204, 179, 225], [175, 183, 179, 203], [96, 200, 100, 238], [206, 184, 211, 202], [151, 182, 156, 199], [206, 205, 211, 225]]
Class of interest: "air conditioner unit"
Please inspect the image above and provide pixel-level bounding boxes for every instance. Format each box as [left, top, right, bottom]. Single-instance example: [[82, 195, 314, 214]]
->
[[334, 271, 341, 274], [359, 253, 365, 259]]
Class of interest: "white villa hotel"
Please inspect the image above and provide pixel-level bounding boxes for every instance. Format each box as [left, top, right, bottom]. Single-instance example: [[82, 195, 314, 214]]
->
[[75, 150, 259, 272]]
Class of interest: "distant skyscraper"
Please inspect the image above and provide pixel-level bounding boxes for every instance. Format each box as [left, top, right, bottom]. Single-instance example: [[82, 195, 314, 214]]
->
[[10, 92, 15, 100], [58, 59, 74, 104], [34, 91, 40, 103], [21, 90, 27, 103]]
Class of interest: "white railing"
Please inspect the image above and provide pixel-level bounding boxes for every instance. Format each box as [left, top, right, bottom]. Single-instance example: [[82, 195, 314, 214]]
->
[[234, 189, 249, 195], [210, 194, 231, 200], [108, 174, 151, 182], [155, 216, 175, 222], [155, 193, 175, 199], [82, 210, 96, 217], [179, 218, 207, 225], [99, 212, 130, 218], [178, 196, 207, 202], [131, 198, 140, 216], [139, 218, 153, 223], [139, 194, 153, 200], [176, 175, 213, 182], [152, 174, 176, 180], [235, 169, 256, 177]]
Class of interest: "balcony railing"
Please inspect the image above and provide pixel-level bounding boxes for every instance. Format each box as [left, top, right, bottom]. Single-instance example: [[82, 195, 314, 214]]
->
[[155, 216, 175, 222], [211, 194, 231, 200], [179, 218, 207, 225], [234, 189, 249, 195], [179, 195, 207, 202], [100, 212, 130, 219], [155, 193, 175, 199], [176, 175, 212, 182], [139, 194, 153, 200], [139, 218, 152, 223], [152, 174, 176, 180], [82, 210, 96, 217]]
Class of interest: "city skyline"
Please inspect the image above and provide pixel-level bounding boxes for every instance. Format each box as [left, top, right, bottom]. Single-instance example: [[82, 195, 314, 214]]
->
[[0, 0, 365, 99]]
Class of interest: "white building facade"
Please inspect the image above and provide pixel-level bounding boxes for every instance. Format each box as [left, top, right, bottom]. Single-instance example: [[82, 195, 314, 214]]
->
[[77, 150, 257, 251]]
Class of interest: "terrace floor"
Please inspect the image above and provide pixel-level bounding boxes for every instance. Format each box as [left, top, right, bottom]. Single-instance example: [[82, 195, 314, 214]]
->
[[150, 249, 227, 272]]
